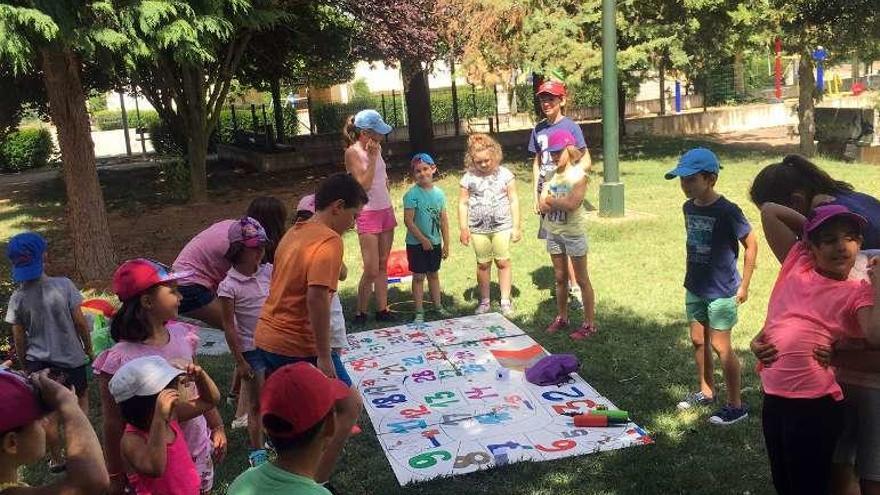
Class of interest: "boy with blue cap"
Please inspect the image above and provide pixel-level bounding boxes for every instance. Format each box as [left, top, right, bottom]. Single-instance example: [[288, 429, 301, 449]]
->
[[665, 148, 758, 425], [4, 232, 94, 470]]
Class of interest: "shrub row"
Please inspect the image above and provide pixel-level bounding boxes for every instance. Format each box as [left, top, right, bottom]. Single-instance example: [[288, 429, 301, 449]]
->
[[0, 128, 56, 173]]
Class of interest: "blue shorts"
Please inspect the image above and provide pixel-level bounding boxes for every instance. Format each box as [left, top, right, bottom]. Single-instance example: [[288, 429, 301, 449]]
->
[[178, 284, 215, 314], [241, 350, 266, 373], [256, 348, 352, 386]]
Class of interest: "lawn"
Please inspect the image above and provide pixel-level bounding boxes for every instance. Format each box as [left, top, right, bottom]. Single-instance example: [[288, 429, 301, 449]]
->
[[7, 137, 880, 494]]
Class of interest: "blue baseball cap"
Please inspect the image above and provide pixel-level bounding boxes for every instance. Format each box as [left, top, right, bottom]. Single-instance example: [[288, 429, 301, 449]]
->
[[411, 152, 435, 167], [353, 109, 392, 135], [6, 232, 47, 283], [664, 148, 722, 179]]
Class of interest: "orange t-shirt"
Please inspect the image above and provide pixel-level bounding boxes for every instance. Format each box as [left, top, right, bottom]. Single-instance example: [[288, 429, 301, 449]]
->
[[254, 222, 342, 357]]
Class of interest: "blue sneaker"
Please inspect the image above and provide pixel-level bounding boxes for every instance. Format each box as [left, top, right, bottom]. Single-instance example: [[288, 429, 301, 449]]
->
[[709, 404, 749, 425], [248, 449, 269, 467], [676, 391, 715, 410]]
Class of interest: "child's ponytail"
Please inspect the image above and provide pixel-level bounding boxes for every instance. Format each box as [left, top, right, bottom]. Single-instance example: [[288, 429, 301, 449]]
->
[[750, 154, 854, 207], [110, 290, 157, 343], [342, 116, 359, 147]]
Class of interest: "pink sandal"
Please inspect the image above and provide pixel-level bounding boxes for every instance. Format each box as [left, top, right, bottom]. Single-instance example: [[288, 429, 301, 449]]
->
[[546, 316, 569, 334], [570, 322, 598, 340]]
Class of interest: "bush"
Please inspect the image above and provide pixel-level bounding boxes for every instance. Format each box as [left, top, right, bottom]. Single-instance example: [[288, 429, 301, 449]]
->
[[148, 121, 186, 156], [0, 128, 56, 172], [93, 109, 160, 131]]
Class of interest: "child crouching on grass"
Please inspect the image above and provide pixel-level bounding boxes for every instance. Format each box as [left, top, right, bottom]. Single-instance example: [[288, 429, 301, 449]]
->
[[404, 153, 451, 324], [751, 203, 880, 494], [111, 356, 220, 495]]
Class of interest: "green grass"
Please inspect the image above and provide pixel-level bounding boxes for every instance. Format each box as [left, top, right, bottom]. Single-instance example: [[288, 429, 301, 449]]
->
[[13, 138, 880, 494]]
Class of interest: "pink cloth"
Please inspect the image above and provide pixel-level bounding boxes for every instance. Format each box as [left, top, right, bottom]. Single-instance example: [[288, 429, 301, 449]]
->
[[759, 242, 874, 400], [216, 264, 273, 352], [125, 420, 200, 495], [355, 207, 397, 235], [172, 220, 235, 291], [93, 322, 213, 463], [351, 143, 392, 211]]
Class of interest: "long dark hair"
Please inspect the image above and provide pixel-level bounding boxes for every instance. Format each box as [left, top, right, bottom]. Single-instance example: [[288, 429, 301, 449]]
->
[[246, 197, 287, 263], [110, 286, 161, 343], [750, 154, 854, 208], [342, 115, 360, 147]]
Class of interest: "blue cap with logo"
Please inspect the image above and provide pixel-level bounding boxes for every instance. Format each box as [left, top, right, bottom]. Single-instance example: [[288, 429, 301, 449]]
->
[[664, 147, 722, 179], [411, 152, 435, 167], [6, 232, 47, 283], [354, 109, 392, 135]]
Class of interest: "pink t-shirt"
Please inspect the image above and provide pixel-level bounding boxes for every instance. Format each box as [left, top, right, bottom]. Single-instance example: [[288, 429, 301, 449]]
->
[[759, 242, 874, 400], [125, 420, 200, 495], [351, 143, 391, 211], [93, 322, 212, 459], [172, 220, 235, 291], [216, 264, 273, 352]]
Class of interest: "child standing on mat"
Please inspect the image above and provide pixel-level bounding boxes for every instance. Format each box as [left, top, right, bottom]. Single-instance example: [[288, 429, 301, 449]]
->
[[529, 80, 590, 310], [217, 217, 272, 467], [538, 129, 596, 339], [751, 203, 880, 494], [404, 153, 451, 324], [111, 356, 220, 495], [459, 134, 521, 316], [665, 147, 757, 425], [4, 232, 94, 473]]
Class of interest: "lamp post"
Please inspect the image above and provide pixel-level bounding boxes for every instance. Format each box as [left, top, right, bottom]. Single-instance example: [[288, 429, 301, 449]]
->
[[599, 0, 624, 217]]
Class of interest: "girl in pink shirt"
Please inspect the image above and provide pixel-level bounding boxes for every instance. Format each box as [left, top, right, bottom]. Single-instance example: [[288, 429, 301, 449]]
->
[[109, 356, 220, 495], [751, 203, 880, 495]]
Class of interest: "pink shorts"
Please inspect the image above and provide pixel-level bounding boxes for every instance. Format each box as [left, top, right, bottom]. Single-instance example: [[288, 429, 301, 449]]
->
[[356, 207, 397, 235]]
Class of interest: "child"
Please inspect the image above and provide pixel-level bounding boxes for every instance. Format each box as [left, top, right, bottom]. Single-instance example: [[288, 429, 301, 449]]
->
[[4, 232, 94, 471], [749, 154, 880, 249], [111, 356, 220, 495], [458, 134, 521, 316], [227, 362, 350, 495], [217, 217, 272, 467], [664, 148, 756, 424], [528, 80, 591, 310], [94, 259, 226, 495], [404, 153, 451, 323], [537, 129, 596, 339], [254, 173, 366, 485], [0, 369, 108, 494], [751, 203, 880, 494]]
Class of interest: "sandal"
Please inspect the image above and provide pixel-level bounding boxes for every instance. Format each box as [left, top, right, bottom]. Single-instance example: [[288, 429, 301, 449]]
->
[[570, 321, 598, 340], [546, 316, 569, 334]]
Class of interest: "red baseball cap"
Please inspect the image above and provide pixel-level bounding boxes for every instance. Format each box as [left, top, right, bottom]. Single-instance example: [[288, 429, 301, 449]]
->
[[537, 80, 566, 97], [0, 371, 43, 433], [261, 362, 350, 439], [112, 258, 193, 302]]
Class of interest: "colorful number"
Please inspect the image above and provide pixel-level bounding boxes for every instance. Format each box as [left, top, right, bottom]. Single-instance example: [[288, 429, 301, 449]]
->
[[424, 391, 459, 408], [425, 350, 446, 361], [400, 405, 431, 419], [388, 419, 428, 434], [460, 364, 487, 375], [505, 395, 535, 410], [541, 386, 586, 401], [454, 451, 491, 469], [452, 350, 475, 360], [434, 328, 453, 336], [372, 394, 407, 409], [408, 450, 452, 469], [412, 370, 437, 383], [551, 399, 598, 416], [375, 329, 401, 338], [379, 364, 408, 375], [535, 439, 577, 452], [465, 386, 498, 400], [402, 356, 425, 366], [473, 411, 512, 425], [438, 368, 459, 380], [562, 429, 591, 439], [440, 413, 472, 425], [350, 358, 378, 372], [363, 385, 399, 396]]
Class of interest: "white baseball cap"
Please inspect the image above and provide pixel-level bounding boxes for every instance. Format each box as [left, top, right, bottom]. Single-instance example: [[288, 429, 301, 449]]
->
[[109, 356, 184, 403]]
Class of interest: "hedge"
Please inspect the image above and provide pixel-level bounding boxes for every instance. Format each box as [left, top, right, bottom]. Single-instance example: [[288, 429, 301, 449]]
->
[[92, 109, 161, 131], [0, 128, 56, 172]]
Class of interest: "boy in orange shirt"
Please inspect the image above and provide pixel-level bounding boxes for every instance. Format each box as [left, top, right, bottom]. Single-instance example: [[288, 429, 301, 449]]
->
[[253, 173, 367, 487]]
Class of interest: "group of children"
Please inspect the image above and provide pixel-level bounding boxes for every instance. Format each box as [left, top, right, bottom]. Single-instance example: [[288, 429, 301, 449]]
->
[[2, 79, 880, 495]]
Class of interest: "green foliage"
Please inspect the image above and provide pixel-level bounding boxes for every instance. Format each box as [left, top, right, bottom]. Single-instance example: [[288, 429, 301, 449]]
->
[[88, 93, 108, 113], [158, 157, 190, 201], [0, 5, 59, 74], [92, 109, 160, 131], [352, 78, 371, 99], [0, 128, 56, 172], [148, 120, 186, 156]]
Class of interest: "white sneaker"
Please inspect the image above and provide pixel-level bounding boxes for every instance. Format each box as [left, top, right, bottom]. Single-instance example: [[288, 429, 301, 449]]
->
[[475, 300, 491, 315], [500, 300, 515, 317], [231, 415, 249, 429]]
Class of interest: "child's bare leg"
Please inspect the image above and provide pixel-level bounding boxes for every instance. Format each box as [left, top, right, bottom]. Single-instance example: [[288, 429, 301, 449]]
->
[[710, 329, 741, 407], [690, 321, 714, 398], [566, 257, 577, 289], [426, 272, 442, 307], [496, 259, 512, 301], [551, 254, 569, 320], [245, 374, 264, 450], [831, 463, 860, 495], [569, 255, 595, 323], [476, 262, 492, 302], [412, 273, 426, 312], [44, 412, 63, 465], [315, 387, 363, 483], [862, 479, 880, 495], [235, 376, 250, 419]]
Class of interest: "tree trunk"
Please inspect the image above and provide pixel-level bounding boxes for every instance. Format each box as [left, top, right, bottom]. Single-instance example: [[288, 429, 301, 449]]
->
[[401, 59, 434, 155], [450, 57, 460, 136], [733, 52, 745, 98], [40, 47, 116, 282], [181, 66, 209, 202], [658, 60, 666, 116], [797, 53, 817, 157], [270, 78, 285, 143]]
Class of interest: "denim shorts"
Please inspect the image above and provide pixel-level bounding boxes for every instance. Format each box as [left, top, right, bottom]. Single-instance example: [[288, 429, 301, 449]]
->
[[256, 348, 352, 386], [177, 284, 216, 314]]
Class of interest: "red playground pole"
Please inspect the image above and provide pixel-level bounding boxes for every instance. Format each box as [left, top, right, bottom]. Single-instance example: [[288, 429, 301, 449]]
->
[[774, 37, 782, 100]]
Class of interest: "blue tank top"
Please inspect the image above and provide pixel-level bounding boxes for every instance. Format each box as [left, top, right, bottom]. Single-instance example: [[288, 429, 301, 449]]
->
[[829, 191, 880, 249]]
